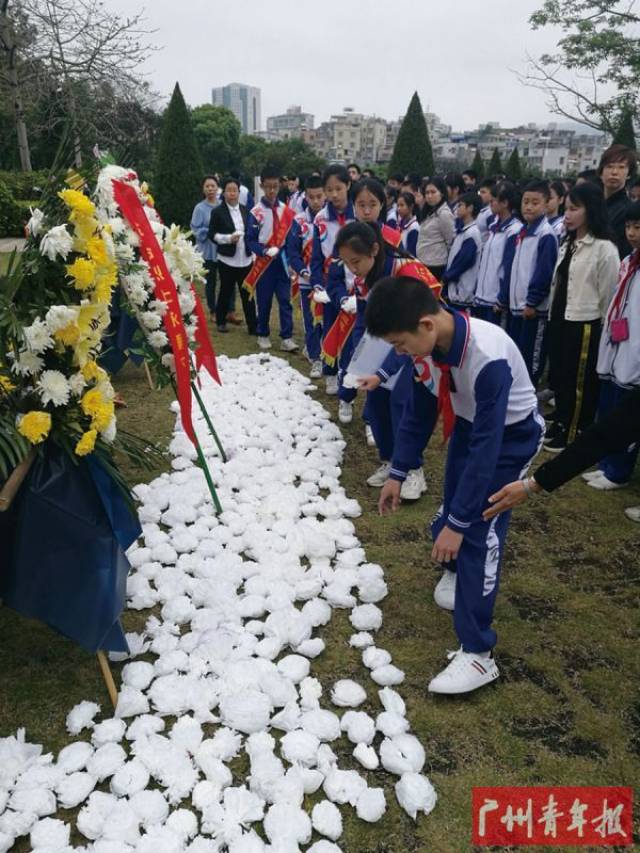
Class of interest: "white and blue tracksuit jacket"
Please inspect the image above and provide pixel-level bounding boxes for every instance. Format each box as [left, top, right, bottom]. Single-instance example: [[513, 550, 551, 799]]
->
[[443, 220, 483, 306], [476, 205, 495, 244], [310, 201, 355, 304], [399, 216, 420, 256], [246, 198, 291, 281], [474, 215, 523, 307], [285, 207, 318, 290], [500, 216, 559, 316]]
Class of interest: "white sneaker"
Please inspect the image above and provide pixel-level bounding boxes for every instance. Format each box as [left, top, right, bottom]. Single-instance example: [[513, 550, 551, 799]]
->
[[581, 470, 602, 482], [587, 472, 629, 490], [367, 461, 391, 487], [310, 360, 323, 379], [257, 337, 271, 350], [281, 338, 299, 352], [624, 505, 640, 522], [302, 345, 309, 360], [325, 375, 338, 396], [401, 468, 427, 500], [338, 400, 353, 424], [433, 569, 456, 611], [428, 647, 500, 695], [365, 424, 376, 447]]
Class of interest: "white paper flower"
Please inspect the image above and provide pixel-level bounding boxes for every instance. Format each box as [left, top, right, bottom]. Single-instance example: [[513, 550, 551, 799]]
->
[[45, 304, 79, 334], [11, 350, 44, 377], [69, 372, 87, 396], [140, 311, 162, 331], [36, 370, 71, 407], [23, 319, 54, 354], [40, 224, 74, 261], [27, 208, 45, 238], [148, 330, 169, 350]]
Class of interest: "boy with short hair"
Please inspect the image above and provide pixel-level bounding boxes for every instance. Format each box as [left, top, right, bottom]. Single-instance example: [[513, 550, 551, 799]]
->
[[499, 180, 558, 384], [246, 166, 299, 352], [369, 280, 544, 694], [477, 178, 497, 243], [473, 182, 522, 323], [442, 191, 483, 311], [286, 175, 326, 378]]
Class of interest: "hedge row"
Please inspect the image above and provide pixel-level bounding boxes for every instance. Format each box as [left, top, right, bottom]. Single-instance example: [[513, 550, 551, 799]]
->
[[0, 169, 51, 201], [0, 179, 38, 238]]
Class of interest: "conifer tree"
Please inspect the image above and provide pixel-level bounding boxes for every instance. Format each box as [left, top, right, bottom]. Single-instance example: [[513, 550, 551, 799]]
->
[[154, 83, 204, 227], [389, 92, 434, 177], [613, 108, 636, 150], [506, 147, 523, 182], [470, 149, 485, 179], [487, 147, 503, 176]]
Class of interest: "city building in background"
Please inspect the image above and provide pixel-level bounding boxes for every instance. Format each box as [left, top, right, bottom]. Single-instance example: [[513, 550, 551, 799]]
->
[[211, 82, 261, 135], [265, 105, 315, 140]]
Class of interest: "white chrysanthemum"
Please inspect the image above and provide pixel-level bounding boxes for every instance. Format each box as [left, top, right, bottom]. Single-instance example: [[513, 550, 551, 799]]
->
[[11, 350, 44, 376], [45, 305, 79, 334], [178, 292, 196, 315], [69, 372, 87, 396], [27, 208, 45, 238], [149, 299, 169, 317], [102, 417, 117, 443], [114, 242, 135, 262], [24, 319, 54, 354], [36, 370, 71, 407], [107, 217, 127, 237], [40, 224, 74, 261], [148, 330, 168, 349], [127, 283, 148, 308], [185, 318, 198, 343], [126, 229, 140, 248], [95, 165, 135, 210], [140, 311, 162, 331], [96, 378, 116, 401], [161, 353, 175, 371]]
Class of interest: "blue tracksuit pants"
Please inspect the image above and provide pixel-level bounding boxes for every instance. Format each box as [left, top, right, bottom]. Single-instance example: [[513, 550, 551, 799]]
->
[[431, 411, 544, 652], [300, 288, 322, 361], [256, 266, 293, 339]]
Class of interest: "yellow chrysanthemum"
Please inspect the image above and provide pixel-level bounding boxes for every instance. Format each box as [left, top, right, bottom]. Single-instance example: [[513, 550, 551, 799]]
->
[[82, 361, 106, 383], [0, 374, 15, 393], [66, 257, 97, 291], [81, 387, 106, 417], [90, 400, 115, 432], [92, 278, 114, 306], [54, 322, 80, 347], [75, 428, 97, 456], [59, 189, 96, 219], [86, 236, 109, 266], [17, 411, 51, 444], [73, 216, 99, 248]]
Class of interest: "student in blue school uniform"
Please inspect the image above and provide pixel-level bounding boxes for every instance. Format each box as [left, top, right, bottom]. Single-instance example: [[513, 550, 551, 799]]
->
[[396, 191, 420, 256], [442, 192, 483, 311], [385, 186, 399, 229], [335, 222, 441, 499], [285, 175, 327, 380], [547, 180, 567, 241], [245, 166, 299, 352], [476, 178, 497, 244], [473, 182, 522, 323], [587, 202, 640, 493], [310, 165, 355, 396], [498, 180, 559, 384], [368, 278, 544, 695]]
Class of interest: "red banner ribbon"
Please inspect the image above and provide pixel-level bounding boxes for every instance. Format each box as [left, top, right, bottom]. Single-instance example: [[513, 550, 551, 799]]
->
[[112, 179, 195, 444], [243, 205, 296, 297], [191, 285, 221, 386]]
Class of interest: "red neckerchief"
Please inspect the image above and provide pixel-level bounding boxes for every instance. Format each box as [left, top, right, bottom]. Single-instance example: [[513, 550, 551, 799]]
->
[[607, 249, 640, 323]]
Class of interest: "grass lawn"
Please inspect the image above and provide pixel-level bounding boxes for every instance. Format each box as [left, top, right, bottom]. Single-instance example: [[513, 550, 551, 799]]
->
[[1, 291, 639, 851]]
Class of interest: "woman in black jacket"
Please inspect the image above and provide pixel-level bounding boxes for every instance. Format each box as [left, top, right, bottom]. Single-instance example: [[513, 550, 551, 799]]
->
[[208, 177, 257, 334]]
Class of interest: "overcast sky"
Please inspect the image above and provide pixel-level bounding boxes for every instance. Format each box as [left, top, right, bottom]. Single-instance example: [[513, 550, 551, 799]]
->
[[112, 0, 566, 131]]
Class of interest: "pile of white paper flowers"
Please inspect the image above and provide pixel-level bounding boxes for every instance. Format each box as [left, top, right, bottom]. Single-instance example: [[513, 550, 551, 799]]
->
[[0, 355, 437, 852]]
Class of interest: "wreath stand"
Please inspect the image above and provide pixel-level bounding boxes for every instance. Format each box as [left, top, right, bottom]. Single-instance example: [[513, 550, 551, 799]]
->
[[0, 452, 119, 709]]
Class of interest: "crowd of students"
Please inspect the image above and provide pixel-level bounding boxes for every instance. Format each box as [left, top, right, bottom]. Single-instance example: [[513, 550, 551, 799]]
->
[[189, 146, 639, 695]]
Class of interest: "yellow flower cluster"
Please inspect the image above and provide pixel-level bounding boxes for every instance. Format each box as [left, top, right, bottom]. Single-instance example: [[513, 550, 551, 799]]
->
[[18, 411, 52, 444], [75, 428, 97, 456], [57, 187, 118, 370], [81, 387, 115, 432]]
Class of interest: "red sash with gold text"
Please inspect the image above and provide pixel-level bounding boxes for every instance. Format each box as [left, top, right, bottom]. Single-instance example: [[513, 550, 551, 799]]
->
[[243, 204, 296, 298]]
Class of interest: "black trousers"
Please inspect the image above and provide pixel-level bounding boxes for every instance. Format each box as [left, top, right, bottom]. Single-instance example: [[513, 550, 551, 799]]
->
[[217, 261, 257, 333], [548, 316, 601, 441], [204, 260, 218, 313]]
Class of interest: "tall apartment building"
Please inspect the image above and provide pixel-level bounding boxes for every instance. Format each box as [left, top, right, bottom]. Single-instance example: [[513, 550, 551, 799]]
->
[[211, 82, 261, 135]]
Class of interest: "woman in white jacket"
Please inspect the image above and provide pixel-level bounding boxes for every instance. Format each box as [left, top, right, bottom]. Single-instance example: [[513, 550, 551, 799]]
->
[[545, 183, 620, 452]]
